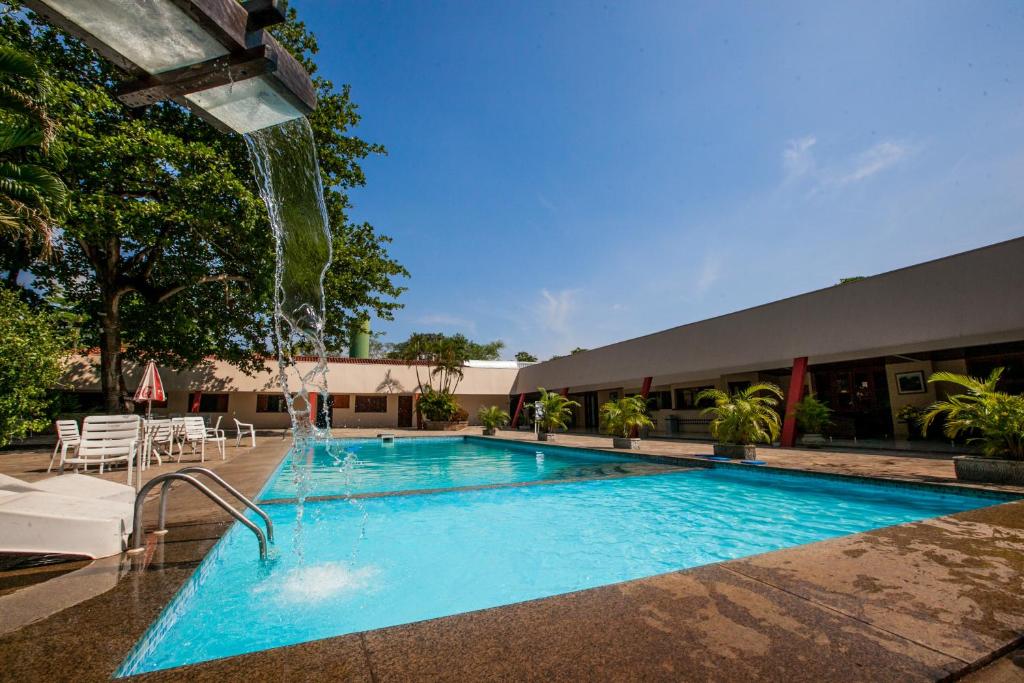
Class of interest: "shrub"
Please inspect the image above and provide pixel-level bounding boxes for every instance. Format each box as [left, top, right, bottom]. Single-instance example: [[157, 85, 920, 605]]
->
[[478, 405, 510, 431], [794, 394, 832, 434], [920, 369, 1024, 460], [535, 387, 580, 433], [696, 383, 784, 445], [600, 395, 653, 438], [417, 389, 460, 422]]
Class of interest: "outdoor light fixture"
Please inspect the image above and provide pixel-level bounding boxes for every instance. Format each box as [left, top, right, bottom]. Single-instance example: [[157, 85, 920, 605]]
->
[[21, 0, 316, 133]]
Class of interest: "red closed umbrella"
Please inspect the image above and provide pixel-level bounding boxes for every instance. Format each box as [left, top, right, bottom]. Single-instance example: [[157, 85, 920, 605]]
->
[[133, 361, 165, 419]]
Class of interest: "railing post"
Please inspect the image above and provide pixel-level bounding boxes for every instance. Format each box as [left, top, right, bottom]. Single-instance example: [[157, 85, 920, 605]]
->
[[781, 357, 809, 448]]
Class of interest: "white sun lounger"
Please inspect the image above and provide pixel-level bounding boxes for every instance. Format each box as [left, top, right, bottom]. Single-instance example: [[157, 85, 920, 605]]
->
[[0, 473, 136, 506], [0, 490, 133, 558]]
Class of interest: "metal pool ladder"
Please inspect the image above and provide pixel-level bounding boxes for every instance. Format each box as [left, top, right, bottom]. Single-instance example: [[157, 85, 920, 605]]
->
[[128, 466, 274, 560]]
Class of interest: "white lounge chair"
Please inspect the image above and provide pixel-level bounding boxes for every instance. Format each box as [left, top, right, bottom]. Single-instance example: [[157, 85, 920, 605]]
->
[[63, 415, 141, 486], [234, 417, 256, 448], [175, 416, 207, 462], [47, 419, 81, 473], [144, 418, 174, 466], [0, 472, 136, 506], [0, 490, 133, 558]]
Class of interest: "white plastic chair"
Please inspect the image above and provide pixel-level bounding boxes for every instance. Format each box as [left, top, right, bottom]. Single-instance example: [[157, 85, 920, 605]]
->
[[175, 416, 207, 463], [206, 416, 226, 459], [234, 417, 256, 448], [145, 419, 174, 466], [63, 415, 141, 486], [47, 420, 81, 473]]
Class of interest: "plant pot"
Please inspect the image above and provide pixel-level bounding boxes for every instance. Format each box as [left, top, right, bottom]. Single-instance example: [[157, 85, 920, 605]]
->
[[538, 432, 551, 441], [713, 443, 757, 460], [612, 437, 640, 450], [482, 427, 495, 436], [953, 455, 1024, 485], [423, 420, 468, 432], [799, 433, 827, 448]]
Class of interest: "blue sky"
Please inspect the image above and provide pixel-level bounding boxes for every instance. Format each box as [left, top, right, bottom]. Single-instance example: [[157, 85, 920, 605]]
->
[[294, 1, 1024, 360]]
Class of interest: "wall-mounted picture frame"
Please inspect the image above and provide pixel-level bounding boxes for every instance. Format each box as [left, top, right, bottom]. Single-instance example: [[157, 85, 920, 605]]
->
[[895, 370, 927, 394]]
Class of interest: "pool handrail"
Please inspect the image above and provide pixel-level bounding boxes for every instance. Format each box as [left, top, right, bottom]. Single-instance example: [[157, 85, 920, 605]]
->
[[129, 472, 268, 560], [155, 466, 274, 543]]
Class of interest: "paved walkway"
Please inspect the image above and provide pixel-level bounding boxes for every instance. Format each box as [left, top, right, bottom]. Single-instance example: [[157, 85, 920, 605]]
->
[[0, 430, 1021, 681]]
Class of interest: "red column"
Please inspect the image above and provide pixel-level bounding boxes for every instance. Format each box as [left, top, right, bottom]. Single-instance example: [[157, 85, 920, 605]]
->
[[560, 387, 569, 397], [781, 357, 808, 448], [632, 376, 653, 437], [309, 392, 318, 425], [510, 392, 526, 428], [190, 391, 202, 413]]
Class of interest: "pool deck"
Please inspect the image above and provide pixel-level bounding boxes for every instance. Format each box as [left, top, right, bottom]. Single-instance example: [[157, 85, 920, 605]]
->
[[0, 429, 1022, 681]]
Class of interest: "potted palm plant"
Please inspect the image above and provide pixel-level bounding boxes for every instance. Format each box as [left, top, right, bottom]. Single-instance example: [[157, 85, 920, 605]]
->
[[535, 387, 580, 441], [418, 389, 467, 431], [920, 368, 1024, 484], [478, 405, 510, 436], [600, 395, 653, 449], [696, 383, 784, 459], [794, 394, 832, 447]]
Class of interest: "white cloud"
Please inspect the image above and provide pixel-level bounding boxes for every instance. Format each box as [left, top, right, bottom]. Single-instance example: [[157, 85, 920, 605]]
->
[[539, 288, 577, 335], [782, 135, 817, 181], [695, 253, 722, 294], [834, 141, 910, 185], [782, 135, 912, 190]]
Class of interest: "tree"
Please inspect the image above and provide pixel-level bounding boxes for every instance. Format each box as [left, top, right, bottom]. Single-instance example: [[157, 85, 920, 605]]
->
[[920, 369, 1024, 460], [534, 387, 580, 434], [0, 288, 76, 446], [515, 351, 537, 363], [696, 383, 784, 445], [0, 45, 67, 255], [388, 332, 504, 394], [1, 5, 406, 411], [600, 395, 654, 438]]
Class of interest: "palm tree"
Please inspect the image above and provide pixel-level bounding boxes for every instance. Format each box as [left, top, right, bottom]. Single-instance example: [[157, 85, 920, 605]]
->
[[0, 46, 67, 245], [600, 395, 654, 439], [535, 387, 580, 439], [477, 405, 510, 435], [696, 383, 784, 445], [920, 368, 1024, 460]]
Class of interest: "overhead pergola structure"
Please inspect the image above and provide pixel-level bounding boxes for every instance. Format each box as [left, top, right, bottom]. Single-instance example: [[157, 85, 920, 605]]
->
[[21, 0, 316, 134]]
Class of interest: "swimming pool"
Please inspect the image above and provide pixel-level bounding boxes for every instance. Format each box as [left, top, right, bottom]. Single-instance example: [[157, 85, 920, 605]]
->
[[260, 436, 648, 499], [118, 439, 1015, 676]]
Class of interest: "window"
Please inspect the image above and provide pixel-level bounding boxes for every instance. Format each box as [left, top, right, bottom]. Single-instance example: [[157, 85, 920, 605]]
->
[[355, 395, 387, 413], [727, 381, 751, 395], [645, 391, 673, 411], [187, 393, 229, 412], [673, 386, 714, 409], [63, 391, 106, 412], [257, 394, 290, 413], [333, 394, 351, 409]]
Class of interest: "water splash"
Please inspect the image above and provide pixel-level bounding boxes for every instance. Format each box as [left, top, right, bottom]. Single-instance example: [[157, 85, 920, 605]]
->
[[244, 117, 360, 560]]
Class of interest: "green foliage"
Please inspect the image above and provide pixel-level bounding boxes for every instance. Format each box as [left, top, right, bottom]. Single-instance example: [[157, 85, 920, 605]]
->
[[535, 387, 580, 433], [838, 276, 865, 285], [697, 383, 784, 445], [417, 389, 461, 422], [600, 395, 654, 438], [0, 289, 76, 446], [389, 332, 504, 394], [478, 405, 510, 431], [794, 394, 832, 434], [920, 369, 1024, 460], [0, 5, 406, 409], [514, 351, 537, 363], [0, 44, 67, 245]]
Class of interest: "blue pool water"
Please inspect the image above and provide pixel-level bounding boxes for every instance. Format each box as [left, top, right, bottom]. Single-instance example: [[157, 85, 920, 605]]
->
[[260, 436, 643, 499], [119, 444, 1013, 676]]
